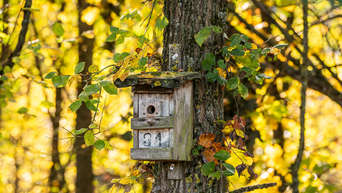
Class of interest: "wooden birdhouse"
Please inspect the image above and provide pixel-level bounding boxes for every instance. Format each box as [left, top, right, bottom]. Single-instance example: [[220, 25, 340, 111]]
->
[[114, 71, 200, 161]]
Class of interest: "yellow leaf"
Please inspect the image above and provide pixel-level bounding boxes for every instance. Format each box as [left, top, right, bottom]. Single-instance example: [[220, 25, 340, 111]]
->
[[81, 7, 99, 25], [119, 177, 133, 185], [89, 65, 99, 73], [236, 129, 245, 138], [154, 81, 161, 86], [223, 125, 234, 133]]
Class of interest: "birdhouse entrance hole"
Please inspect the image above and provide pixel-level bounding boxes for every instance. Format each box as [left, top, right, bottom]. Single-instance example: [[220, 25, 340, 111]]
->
[[147, 105, 156, 114]]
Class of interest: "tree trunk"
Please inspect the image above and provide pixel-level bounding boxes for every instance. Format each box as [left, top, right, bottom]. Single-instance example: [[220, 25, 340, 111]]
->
[[152, 1, 228, 193], [48, 87, 69, 193], [74, 0, 95, 193]]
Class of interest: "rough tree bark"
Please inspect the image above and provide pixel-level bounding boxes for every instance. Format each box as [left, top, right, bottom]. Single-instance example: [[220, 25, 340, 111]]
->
[[152, 1, 228, 193], [74, 1, 95, 193]]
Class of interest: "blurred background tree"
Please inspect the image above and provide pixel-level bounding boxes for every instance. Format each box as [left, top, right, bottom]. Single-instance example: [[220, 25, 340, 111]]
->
[[0, 0, 341, 193]]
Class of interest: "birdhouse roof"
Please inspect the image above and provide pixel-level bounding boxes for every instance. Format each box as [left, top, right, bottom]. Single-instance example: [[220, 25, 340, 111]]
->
[[114, 71, 201, 88]]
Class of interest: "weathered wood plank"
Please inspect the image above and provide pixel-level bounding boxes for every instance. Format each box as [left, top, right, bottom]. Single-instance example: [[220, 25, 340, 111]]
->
[[138, 94, 172, 117], [172, 81, 193, 161], [131, 148, 173, 160], [131, 117, 174, 129]]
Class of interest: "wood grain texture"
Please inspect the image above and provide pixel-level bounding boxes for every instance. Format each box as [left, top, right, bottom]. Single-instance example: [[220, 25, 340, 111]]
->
[[131, 117, 174, 129], [131, 148, 173, 160]]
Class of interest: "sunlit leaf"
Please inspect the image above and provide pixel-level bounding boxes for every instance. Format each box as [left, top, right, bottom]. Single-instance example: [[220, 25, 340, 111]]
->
[[84, 84, 100, 95], [222, 163, 235, 176], [44, 72, 56, 79], [113, 52, 130, 62], [75, 62, 85, 74], [84, 130, 95, 146], [274, 44, 288, 49], [52, 22, 64, 37], [85, 100, 97, 111], [69, 100, 82, 112], [74, 128, 87, 135], [52, 75, 70, 88], [100, 81, 117, 95]]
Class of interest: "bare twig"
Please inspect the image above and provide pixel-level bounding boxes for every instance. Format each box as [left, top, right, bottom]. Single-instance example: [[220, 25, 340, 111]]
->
[[229, 183, 277, 193]]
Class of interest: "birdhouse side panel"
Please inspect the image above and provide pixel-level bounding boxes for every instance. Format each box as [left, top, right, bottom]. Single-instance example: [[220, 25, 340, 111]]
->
[[173, 81, 193, 161]]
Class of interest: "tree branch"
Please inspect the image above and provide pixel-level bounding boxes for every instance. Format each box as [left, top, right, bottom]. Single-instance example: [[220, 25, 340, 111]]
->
[[229, 183, 277, 193], [227, 8, 342, 108], [291, 0, 308, 192], [0, 0, 32, 74]]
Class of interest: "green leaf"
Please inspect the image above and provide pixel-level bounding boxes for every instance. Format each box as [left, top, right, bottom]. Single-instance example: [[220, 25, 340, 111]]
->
[[69, 100, 82, 112], [85, 100, 97, 111], [304, 186, 318, 193], [210, 26, 222, 33], [17, 107, 28, 114], [113, 52, 130, 62], [201, 161, 215, 176], [138, 57, 148, 67], [84, 84, 100, 95], [217, 59, 226, 69], [262, 48, 271, 55], [121, 11, 141, 21], [89, 123, 97, 129], [84, 130, 95, 146], [88, 64, 99, 73], [222, 163, 235, 176], [238, 83, 248, 99], [106, 33, 116, 42], [156, 17, 168, 30], [52, 22, 64, 37], [202, 53, 216, 71], [194, 26, 222, 47], [52, 75, 70, 88], [94, 140, 105, 150], [229, 33, 243, 46], [74, 128, 87, 135], [100, 81, 117, 95], [78, 91, 89, 101], [274, 44, 288, 49], [231, 48, 245, 56], [227, 77, 239, 90], [75, 62, 85, 74], [194, 27, 211, 47], [116, 35, 125, 45], [214, 150, 231, 161], [209, 171, 221, 179], [110, 26, 119, 33], [44, 72, 56, 79], [206, 71, 219, 83]]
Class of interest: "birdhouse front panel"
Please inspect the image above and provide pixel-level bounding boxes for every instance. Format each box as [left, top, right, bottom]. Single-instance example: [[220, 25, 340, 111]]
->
[[114, 72, 200, 161]]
